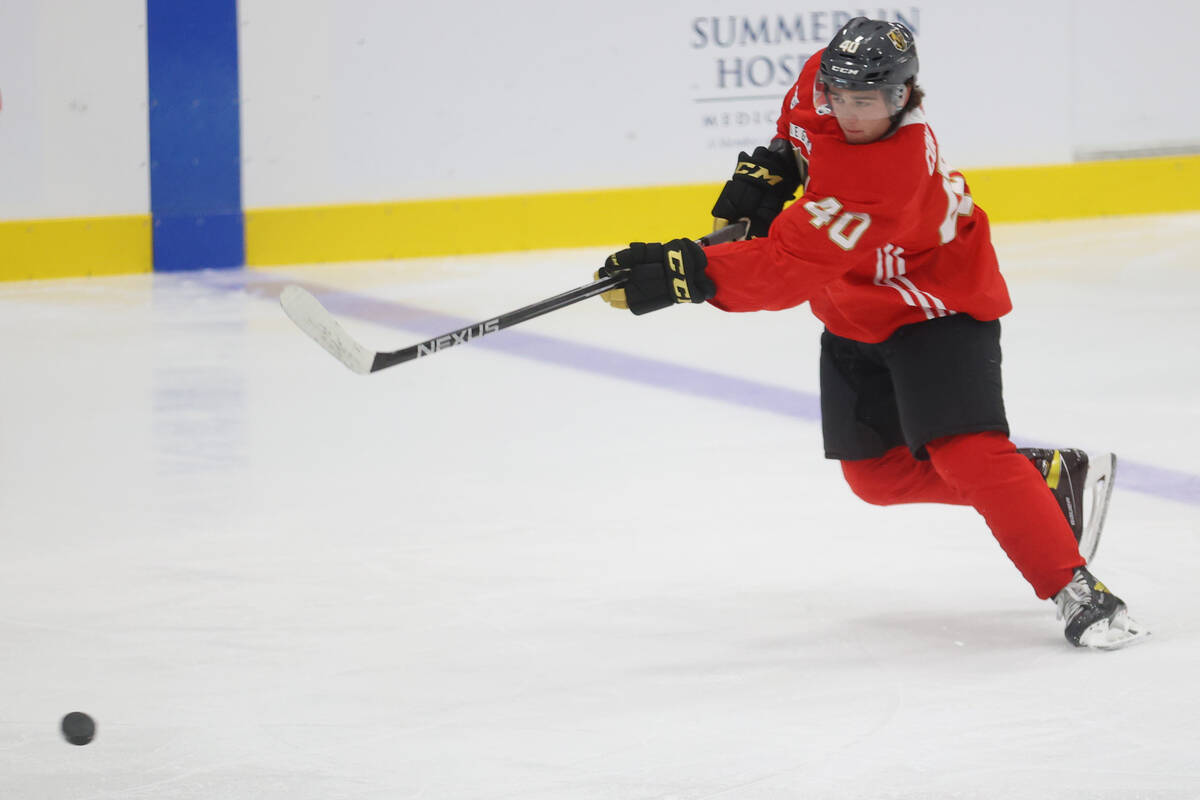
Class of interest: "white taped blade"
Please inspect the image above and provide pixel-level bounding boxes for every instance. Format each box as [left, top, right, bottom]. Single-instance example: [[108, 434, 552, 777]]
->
[[279, 285, 375, 375]]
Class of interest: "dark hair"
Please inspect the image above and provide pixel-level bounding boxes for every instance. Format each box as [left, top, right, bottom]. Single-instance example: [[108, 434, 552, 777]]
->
[[904, 80, 925, 112], [881, 79, 924, 138]]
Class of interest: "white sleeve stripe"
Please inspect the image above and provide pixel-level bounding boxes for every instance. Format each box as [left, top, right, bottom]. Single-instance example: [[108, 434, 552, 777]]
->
[[893, 250, 949, 315], [895, 276, 945, 317], [875, 245, 919, 310], [873, 245, 955, 320]]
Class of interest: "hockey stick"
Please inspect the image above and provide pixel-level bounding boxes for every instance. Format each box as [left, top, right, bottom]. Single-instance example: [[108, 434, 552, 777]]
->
[[279, 219, 749, 375]]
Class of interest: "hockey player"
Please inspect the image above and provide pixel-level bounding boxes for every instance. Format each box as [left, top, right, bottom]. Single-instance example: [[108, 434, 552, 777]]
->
[[596, 17, 1146, 649]]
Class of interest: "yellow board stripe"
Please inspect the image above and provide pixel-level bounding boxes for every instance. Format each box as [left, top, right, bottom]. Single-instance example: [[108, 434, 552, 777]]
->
[[246, 153, 1200, 266], [4, 154, 1200, 280], [243, 184, 721, 266], [967, 154, 1200, 222], [0, 214, 152, 282]]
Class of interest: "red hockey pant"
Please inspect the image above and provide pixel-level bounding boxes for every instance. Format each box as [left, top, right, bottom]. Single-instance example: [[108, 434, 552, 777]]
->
[[839, 431, 1084, 599]]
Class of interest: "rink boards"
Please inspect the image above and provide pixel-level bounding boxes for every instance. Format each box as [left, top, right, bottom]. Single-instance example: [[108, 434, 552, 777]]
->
[[3, 152, 1200, 282]]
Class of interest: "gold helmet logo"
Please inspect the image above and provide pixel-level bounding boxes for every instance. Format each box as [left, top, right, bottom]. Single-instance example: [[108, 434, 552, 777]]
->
[[887, 28, 911, 52]]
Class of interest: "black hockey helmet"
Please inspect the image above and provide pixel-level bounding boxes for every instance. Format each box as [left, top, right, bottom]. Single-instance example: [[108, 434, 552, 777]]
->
[[814, 17, 918, 119]]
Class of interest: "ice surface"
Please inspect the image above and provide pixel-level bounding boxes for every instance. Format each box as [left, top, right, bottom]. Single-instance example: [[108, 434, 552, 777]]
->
[[2, 213, 1199, 799]]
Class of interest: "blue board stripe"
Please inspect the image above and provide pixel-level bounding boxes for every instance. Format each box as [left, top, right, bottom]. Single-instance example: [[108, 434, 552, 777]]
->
[[146, 0, 244, 272]]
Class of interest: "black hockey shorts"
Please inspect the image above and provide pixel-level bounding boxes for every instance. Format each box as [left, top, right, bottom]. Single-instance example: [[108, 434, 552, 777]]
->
[[819, 314, 1010, 461]]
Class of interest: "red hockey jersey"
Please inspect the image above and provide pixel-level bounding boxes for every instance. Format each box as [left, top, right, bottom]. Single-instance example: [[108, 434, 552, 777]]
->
[[703, 51, 1012, 343]]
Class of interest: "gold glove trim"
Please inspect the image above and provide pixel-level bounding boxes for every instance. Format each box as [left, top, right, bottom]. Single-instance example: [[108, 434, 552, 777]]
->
[[594, 269, 629, 310]]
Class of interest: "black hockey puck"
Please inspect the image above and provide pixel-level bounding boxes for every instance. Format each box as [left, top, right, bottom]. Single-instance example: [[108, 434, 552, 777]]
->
[[61, 712, 95, 746]]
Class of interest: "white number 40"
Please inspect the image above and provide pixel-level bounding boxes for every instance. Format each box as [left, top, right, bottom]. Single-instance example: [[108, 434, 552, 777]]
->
[[802, 197, 871, 250]]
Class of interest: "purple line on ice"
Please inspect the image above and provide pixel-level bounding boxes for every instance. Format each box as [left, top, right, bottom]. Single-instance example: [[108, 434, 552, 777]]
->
[[245, 273, 1200, 508]]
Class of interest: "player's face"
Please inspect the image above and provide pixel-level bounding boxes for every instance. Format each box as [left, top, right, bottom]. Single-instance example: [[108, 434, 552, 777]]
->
[[828, 88, 895, 144]]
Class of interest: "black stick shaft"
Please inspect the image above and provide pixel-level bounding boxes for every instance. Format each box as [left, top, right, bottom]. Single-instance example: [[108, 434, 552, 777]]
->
[[369, 220, 748, 373], [370, 271, 628, 371]]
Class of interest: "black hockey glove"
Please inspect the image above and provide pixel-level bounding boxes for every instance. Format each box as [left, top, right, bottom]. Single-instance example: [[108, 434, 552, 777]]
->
[[711, 143, 803, 238], [595, 239, 714, 315]]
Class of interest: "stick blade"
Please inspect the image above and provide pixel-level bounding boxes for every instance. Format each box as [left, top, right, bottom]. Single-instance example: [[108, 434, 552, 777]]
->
[[279, 285, 375, 375]]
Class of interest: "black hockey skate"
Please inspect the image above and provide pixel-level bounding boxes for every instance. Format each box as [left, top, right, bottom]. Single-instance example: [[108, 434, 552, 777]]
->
[[1019, 448, 1116, 564], [1054, 567, 1148, 650]]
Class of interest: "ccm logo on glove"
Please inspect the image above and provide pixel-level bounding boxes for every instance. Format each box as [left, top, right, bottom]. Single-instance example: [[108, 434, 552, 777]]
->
[[668, 248, 692, 301], [712, 143, 803, 238], [596, 239, 715, 315], [733, 161, 788, 186]]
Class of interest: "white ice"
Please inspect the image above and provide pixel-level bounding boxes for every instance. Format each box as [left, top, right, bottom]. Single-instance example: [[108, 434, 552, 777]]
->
[[2, 213, 1199, 799]]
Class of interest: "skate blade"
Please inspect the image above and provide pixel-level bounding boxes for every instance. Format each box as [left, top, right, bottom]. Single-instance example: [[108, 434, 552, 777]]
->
[[1079, 609, 1150, 651], [1079, 452, 1117, 565]]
